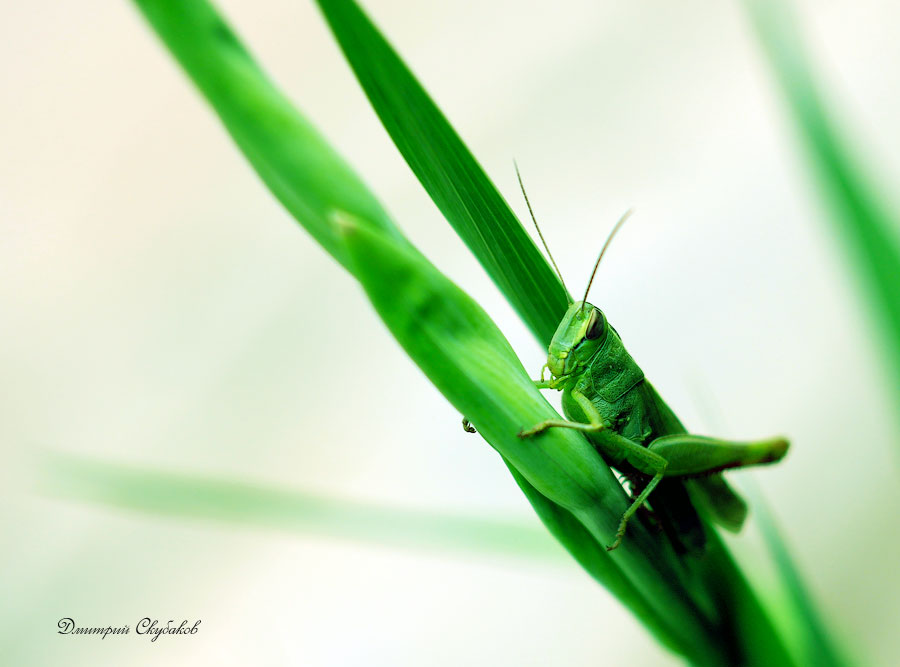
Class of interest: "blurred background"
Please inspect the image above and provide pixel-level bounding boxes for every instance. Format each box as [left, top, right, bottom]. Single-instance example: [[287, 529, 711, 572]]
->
[[2, 0, 899, 664]]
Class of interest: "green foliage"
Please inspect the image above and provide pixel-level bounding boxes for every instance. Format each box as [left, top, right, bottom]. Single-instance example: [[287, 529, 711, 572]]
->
[[118, 0, 842, 663]]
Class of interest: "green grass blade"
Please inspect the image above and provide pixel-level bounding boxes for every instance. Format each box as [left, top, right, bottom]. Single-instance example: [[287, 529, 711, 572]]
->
[[315, 0, 570, 345], [39, 451, 566, 562], [741, 478, 849, 667], [692, 380, 846, 666], [500, 459, 664, 591], [131, 0, 406, 270], [744, 0, 900, 413], [41, 448, 704, 614]]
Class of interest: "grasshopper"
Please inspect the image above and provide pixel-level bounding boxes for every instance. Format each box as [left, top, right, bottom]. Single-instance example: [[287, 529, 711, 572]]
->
[[512, 167, 789, 552]]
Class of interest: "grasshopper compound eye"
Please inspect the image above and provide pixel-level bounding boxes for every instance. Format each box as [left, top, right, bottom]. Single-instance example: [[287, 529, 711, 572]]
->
[[585, 309, 605, 340]]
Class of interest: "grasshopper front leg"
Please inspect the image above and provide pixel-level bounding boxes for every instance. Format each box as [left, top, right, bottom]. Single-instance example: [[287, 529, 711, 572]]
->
[[518, 389, 607, 437]]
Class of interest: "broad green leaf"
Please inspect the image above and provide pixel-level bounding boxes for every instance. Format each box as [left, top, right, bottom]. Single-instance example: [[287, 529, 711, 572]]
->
[[744, 0, 900, 415], [315, 0, 570, 346]]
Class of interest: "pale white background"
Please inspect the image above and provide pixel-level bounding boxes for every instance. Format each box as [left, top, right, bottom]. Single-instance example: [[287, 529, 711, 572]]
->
[[3, 0, 899, 664]]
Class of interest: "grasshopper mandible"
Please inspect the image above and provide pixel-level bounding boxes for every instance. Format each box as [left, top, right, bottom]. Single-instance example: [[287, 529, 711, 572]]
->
[[512, 166, 789, 552]]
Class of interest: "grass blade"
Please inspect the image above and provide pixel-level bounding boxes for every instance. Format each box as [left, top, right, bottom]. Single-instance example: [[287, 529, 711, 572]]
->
[[131, 0, 407, 270], [744, 0, 900, 416], [39, 452, 566, 562], [741, 478, 849, 667], [692, 378, 847, 666], [315, 0, 570, 345]]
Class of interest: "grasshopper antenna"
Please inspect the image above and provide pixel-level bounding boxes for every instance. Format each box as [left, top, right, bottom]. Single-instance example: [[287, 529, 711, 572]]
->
[[514, 161, 573, 304], [580, 208, 633, 312]]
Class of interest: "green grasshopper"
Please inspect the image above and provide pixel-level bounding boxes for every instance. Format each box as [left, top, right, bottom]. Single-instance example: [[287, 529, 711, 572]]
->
[[513, 167, 789, 552]]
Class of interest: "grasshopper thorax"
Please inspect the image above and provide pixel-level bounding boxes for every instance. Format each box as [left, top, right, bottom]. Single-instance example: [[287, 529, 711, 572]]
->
[[547, 301, 608, 384]]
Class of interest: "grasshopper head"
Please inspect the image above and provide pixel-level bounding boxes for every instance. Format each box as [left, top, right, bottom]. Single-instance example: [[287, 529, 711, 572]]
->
[[547, 301, 608, 382]]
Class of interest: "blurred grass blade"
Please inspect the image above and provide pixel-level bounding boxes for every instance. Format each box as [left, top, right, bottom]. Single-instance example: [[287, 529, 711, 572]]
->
[[741, 477, 849, 667], [744, 0, 900, 413], [315, 0, 569, 345], [131, 0, 407, 270], [39, 452, 566, 562], [692, 378, 847, 666], [41, 449, 696, 588]]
